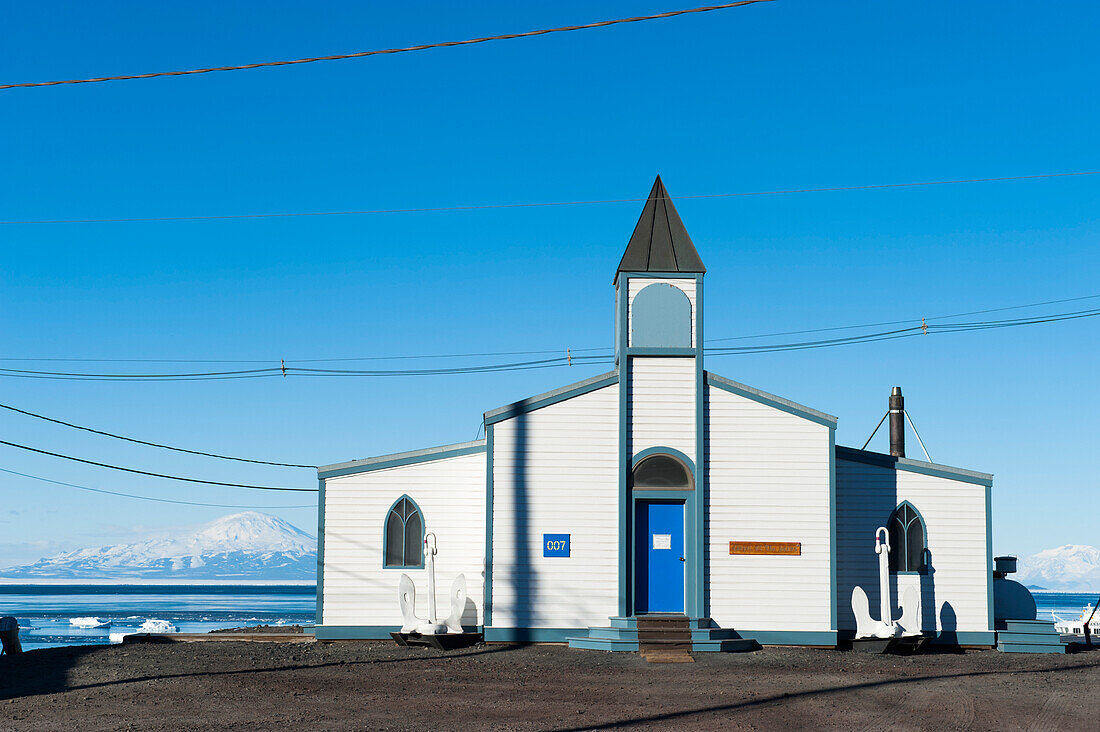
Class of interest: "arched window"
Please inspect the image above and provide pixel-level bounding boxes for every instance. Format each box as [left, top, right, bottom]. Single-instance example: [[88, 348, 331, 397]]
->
[[633, 453, 693, 490], [384, 496, 424, 568], [888, 501, 927, 573], [632, 283, 691, 348]]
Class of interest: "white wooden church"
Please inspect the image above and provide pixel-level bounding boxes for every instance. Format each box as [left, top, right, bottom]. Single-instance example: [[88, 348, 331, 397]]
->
[[314, 177, 999, 651]]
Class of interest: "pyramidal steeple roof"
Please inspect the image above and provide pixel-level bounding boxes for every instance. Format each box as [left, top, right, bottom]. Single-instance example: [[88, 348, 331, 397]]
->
[[615, 175, 705, 282]]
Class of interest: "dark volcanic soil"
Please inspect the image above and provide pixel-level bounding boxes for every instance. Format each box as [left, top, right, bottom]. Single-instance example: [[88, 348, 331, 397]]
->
[[2, 641, 1098, 731]]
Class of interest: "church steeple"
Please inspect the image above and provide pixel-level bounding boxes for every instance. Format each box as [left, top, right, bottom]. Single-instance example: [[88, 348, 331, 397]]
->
[[614, 176, 706, 282]]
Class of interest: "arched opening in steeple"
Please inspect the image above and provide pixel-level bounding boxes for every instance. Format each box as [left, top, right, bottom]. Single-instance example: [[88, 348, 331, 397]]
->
[[631, 283, 692, 348]]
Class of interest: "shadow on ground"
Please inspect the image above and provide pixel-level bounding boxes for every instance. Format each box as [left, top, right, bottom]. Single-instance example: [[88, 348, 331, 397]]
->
[[552, 661, 1099, 731], [0, 641, 519, 701]]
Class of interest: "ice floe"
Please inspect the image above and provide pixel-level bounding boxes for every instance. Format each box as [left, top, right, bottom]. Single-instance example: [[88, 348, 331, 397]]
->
[[137, 619, 178, 633], [69, 617, 111, 628]]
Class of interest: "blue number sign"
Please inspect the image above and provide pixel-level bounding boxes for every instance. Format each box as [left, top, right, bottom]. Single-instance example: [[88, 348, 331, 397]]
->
[[543, 533, 570, 557]]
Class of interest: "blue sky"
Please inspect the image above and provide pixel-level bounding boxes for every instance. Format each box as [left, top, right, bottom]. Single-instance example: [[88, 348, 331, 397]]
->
[[1, 1, 1097, 566]]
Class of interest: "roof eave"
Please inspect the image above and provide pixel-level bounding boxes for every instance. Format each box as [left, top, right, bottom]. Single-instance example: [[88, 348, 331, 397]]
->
[[835, 445, 993, 487]]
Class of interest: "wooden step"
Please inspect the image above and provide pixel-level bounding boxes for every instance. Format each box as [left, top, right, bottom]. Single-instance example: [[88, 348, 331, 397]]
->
[[636, 615, 691, 629], [636, 614, 692, 655], [639, 640, 692, 652], [642, 650, 695, 663], [638, 628, 693, 641]]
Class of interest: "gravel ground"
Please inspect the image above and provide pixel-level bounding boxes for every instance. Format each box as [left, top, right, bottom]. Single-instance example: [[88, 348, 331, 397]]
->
[[2, 641, 1098, 731]]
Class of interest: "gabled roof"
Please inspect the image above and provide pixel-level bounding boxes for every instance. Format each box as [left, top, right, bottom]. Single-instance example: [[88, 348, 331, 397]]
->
[[835, 445, 993, 487], [615, 175, 706, 282], [705, 372, 837, 428], [318, 440, 486, 479], [484, 370, 618, 425]]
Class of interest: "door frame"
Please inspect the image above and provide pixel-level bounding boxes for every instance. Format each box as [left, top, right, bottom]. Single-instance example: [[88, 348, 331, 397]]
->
[[633, 498, 688, 614], [629, 447, 700, 618]]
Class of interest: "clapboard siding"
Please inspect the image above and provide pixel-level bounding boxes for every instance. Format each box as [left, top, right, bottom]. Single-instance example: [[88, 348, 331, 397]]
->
[[627, 278, 697, 347], [490, 384, 620, 628], [321, 452, 486, 627], [705, 384, 833, 631], [836, 458, 990, 633], [630, 358, 696, 459]]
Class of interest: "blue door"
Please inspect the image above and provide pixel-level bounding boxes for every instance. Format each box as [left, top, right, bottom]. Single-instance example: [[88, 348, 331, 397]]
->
[[635, 502, 685, 613]]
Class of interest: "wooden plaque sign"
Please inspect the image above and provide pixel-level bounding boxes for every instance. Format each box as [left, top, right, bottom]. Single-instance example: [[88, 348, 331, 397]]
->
[[729, 541, 801, 556]]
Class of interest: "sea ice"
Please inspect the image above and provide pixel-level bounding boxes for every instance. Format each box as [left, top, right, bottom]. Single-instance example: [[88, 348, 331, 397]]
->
[[137, 619, 178, 633], [69, 617, 111, 628]]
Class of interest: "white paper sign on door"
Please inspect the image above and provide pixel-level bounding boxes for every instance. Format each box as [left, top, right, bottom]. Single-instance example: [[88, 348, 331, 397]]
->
[[652, 534, 672, 550]]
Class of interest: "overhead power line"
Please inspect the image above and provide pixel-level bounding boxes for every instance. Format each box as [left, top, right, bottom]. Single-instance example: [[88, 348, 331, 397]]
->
[[0, 467, 314, 509], [0, 347, 602, 365], [3, 170, 1097, 226], [0, 401, 315, 468], [0, 439, 316, 492], [2, 292, 1098, 366], [0, 306, 1096, 381], [705, 307, 1100, 355], [706, 292, 1100, 343], [0, 354, 613, 381], [0, 1, 773, 90]]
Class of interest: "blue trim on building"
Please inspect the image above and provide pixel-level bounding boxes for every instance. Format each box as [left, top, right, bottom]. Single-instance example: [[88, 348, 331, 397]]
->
[[381, 494, 427, 570], [985, 484, 995, 632], [729, 630, 838, 647], [615, 272, 708, 620], [828, 427, 837, 632], [994, 620, 1066, 653], [484, 627, 585, 643], [617, 275, 630, 617], [834, 445, 993, 487], [315, 476, 325, 625], [313, 625, 401, 640], [836, 629, 996, 647], [996, 642, 1067, 654], [939, 630, 996, 647], [705, 372, 838, 427], [568, 636, 641, 652], [625, 347, 698, 357], [693, 273, 706, 620], [484, 423, 494, 627], [617, 271, 699, 281], [631, 488, 696, 500], [616, 279, 624, 367], [483, 372, 619, 425], [631, 446, 696, 473], [318, 441, 486, 479]]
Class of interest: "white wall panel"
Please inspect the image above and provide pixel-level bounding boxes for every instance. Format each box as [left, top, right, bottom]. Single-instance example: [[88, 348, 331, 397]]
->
[[705, 384, 833, 631], [836, 458, 990, 634], [630, 358, 696, 459], [490, 384, 620, 629], [321, 452, 486, 627]]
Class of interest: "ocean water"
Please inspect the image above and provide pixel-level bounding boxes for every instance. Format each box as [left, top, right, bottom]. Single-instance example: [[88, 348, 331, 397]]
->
[[2, 585, 1095, 652], [0, 584, 316, 652], [1032, 591, 1099, 624]]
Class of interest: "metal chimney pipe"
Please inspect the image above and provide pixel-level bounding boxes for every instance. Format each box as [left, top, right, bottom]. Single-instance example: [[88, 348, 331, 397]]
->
[[889, 386, 905, 458]]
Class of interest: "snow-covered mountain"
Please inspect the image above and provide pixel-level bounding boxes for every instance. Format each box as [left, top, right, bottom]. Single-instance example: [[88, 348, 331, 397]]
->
[[1, 512, 316, 581], [1015, 544, 1100, 592]]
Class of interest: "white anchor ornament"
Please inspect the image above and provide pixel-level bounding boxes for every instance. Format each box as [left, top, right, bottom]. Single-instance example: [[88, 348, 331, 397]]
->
[[398, 532, 467, 635], [851, 527, 922, 639]]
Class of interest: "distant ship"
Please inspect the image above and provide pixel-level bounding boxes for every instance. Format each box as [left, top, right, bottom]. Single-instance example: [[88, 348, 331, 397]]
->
[[1052, 603, 1100, 636]]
